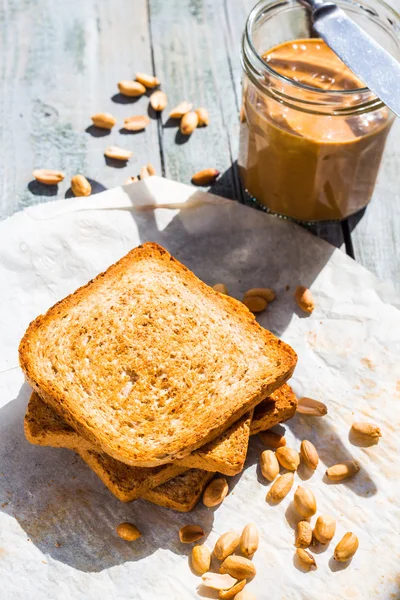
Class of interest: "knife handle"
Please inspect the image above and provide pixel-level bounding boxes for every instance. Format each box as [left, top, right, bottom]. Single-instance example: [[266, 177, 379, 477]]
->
[[300, 0, 336, 17]]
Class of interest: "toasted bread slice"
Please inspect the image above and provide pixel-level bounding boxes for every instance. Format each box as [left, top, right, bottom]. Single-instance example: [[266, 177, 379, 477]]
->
[[19, 242, 297, 467], [251, 383, 297, 435], [141, 469, 214, 512], [24, 393, 187, 502]]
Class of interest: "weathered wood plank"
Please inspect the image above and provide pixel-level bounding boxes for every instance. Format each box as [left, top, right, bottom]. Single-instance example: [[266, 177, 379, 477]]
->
[[349, 119, 400, 291], [0, 0, 161, 219], [148, 0, 242, 200]]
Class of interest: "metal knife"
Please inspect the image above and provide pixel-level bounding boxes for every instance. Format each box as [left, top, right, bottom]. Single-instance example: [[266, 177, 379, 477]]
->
[[301, 0, 400, 118]]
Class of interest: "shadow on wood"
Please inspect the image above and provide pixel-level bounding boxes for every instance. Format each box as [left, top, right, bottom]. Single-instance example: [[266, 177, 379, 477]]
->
[[28, 180, 59, 197]]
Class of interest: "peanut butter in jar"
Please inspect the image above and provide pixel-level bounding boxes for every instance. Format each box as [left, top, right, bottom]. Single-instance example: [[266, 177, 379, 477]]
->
[[239, 1, 400, 222]]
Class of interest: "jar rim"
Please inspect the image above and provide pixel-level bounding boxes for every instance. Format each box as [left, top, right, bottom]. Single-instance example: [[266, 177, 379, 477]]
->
[[244, 0, 400, 98]]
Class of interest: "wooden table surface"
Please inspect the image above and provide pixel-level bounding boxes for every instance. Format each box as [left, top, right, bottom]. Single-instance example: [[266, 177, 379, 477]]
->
[[1, 0, 399, 291]]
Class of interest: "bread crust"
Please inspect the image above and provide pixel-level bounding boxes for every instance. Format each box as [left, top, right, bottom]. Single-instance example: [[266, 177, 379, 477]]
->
[[20, 242, 297, 467]]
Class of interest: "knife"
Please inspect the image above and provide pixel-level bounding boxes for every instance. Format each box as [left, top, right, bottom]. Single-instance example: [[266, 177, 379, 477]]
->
[[301, 0, 400, 118]]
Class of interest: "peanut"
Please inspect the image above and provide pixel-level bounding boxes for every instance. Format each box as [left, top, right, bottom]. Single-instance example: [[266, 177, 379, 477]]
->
[[351, 422, 382, 444], [116, 523, 141, 541], [276, 446, 300, 471], [118, 80, 146, 97], [140, 165, 150, 179], [294, 286, 315, 313], [214, 531, 240, 561], [203, 477, 229, 508], [33, 169, 65, 185], [326, 461, 360, 482], [300, 440, 319, 470], [260, 450, 279, 482], [150, 90, 168, 111], [258, 430, 286, 449], [202, 573, 238, 590], [179, 524, 205, 543], [295, 521, 312, 548], [71, 175, 91, 197], [180, 110, 198, 135], [191, 544, 211, 575], [293, 486, 317, 518], [146, 163, 156, 176], [219, 555, 256, 580], [242, 295, 267, 314], [213, 283, 228, 295], [267, 472, 294, 502], [123, 115, 150, 131], [104, 146, 133, 161], [296, 548, 317, 571], [135, 72, 160, 88], [91, 112, 117, 129], [218, 579, 246, 599], [169, 101, 193, 118], [196, 107, 209, 126], [313, 515, 336, 544], [191, 168, 220, 186], [240, 523, 259, 557], [334, 532, 359, 562], [297, 397, 327, 416], [244, 288, 276, 303]]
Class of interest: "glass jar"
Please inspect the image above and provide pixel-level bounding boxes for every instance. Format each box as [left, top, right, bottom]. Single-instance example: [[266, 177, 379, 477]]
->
[[238, 0, 400, 222]]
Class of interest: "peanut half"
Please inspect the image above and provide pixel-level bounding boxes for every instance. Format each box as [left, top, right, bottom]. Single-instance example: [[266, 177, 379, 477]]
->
[[218, 579, 246, 599], [203, 477, 229, 508], [104, 146, 133, 161], [313, 515, 336, 544], [240, 523, 259, 557], [213, 283, 228, 295], [33, 169, 65, 185], [140, 165, 150, 179], [326, 460, 360, 482], [118, 80, 146, 97], [214, 531, 240, 561], [116, 523, 141, 541], [91, 112, 117, 129], [351, 422, 382, 444], [169, 101, 193, 118], [219, 555, 256, 580], [296, 548, 317, 571], [276, 447, 300, 471], [179, 524, 205, 543], [180, 110, 199, 135], [135, 72, 160, 88], [297, 397, 328, 417], [267, 472, 294, 502], [243, 295, 267, 314], [300, 440, 319, 470], [147, 163, 156, 176], [295, 521, 313, 548], [196, 107, 209, 126], [71, 175, 91, 197], [244, 288, 276, 303], [123, 115, 150, 131], [293, 486, 317, 518], [259, 430, 286, 449], [191, 168, 220, 186], [191, 544, 211, 575], [150, 90, 168, 112], [202, 573, 238, 591], [294, 286, 315, 313], [260, 450, 279, 482], [334, 532, 359, 562]]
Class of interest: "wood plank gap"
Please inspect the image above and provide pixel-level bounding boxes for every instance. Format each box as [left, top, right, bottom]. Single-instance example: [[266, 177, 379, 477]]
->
[[147, 0, 166, 177], [341, 219, 355, 259]]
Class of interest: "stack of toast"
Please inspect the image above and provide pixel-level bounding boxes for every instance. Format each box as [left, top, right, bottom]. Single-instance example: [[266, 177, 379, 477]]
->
[[20, 243, 297, 512]]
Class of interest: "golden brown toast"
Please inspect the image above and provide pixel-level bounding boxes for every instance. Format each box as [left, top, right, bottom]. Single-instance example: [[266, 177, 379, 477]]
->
[[19, 242, 297, 467]]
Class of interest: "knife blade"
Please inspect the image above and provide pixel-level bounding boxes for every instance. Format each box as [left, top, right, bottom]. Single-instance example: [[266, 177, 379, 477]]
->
[[302, 0, 400, 117]]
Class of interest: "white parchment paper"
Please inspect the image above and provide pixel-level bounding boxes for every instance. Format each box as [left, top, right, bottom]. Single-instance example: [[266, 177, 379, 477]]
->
[[0, 177, 399, 600]]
